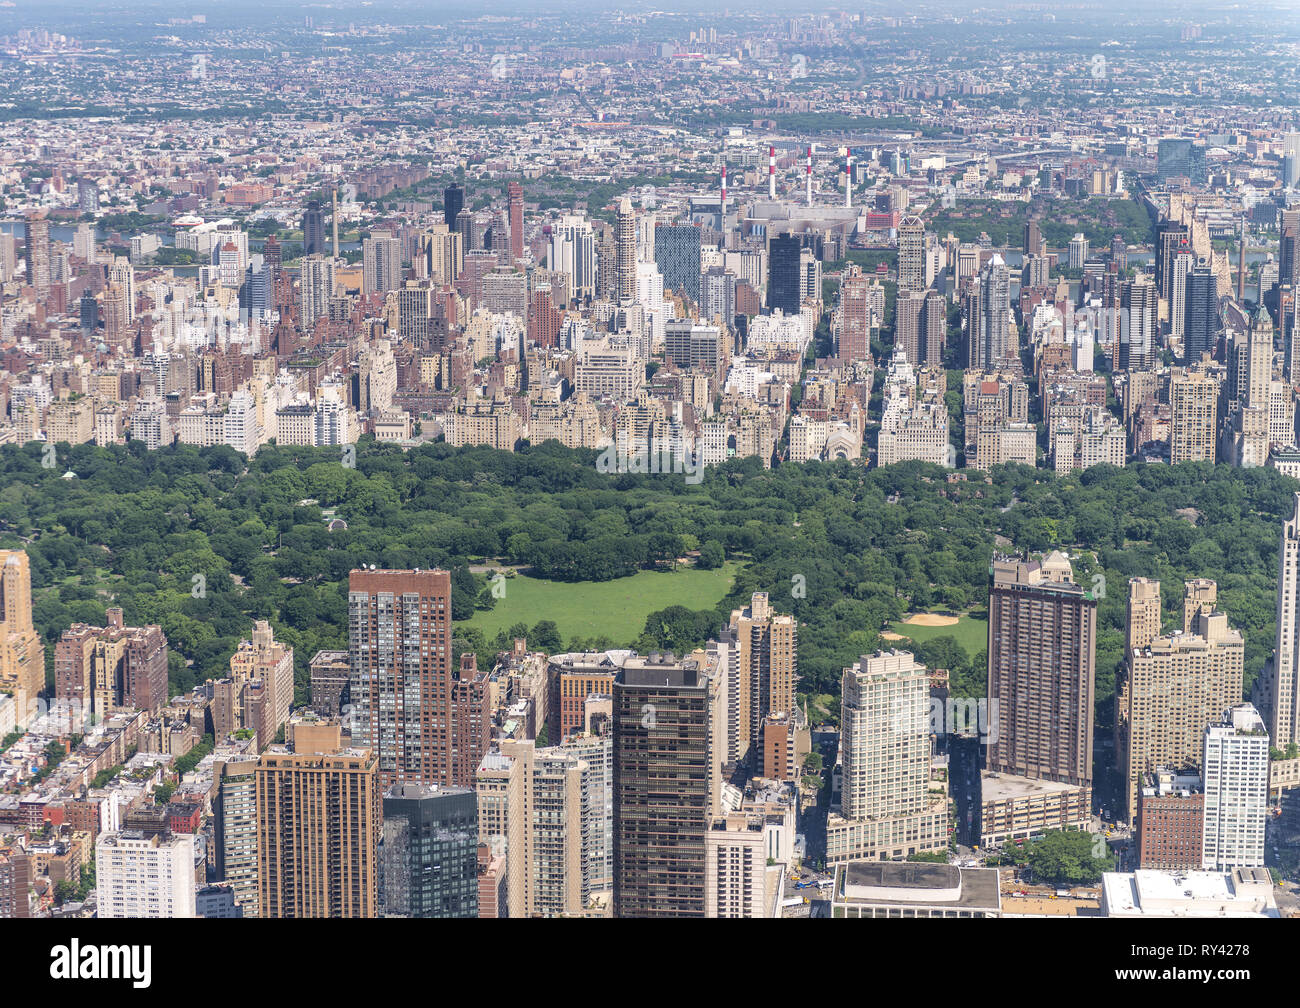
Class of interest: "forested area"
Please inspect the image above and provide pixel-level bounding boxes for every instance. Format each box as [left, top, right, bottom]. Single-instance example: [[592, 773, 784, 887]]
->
[[0, 438, 1292, 734]]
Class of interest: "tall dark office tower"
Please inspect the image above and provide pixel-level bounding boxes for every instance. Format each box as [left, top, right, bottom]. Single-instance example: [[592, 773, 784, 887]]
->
[[379, 784, 479, 918], [24, 211, 50, 300], [444, 183, 465, 231], [263, 234, 282, 277], [653, 223, 703, 303], [348, 569, 454, 787], [1183, 265, 1221, 362], [507, 181, 524, 263], [612, 656, 714, 918], [302, 199, 327, 257], [1282, 285, 1300, 384], [766, 233, 802, 315], [1280, 226, 1300, 289], [987, 554, 1097, 788], [1023, 218, 1042, 257], [78, 291, 98, 338]]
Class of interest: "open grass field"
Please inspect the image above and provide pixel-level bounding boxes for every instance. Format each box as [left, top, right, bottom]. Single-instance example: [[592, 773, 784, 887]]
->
[[461, 563, 741, 645], [886, 611, 988, 656]]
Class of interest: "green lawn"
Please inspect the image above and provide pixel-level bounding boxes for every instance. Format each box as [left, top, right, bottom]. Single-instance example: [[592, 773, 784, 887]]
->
[[888, 612, 988, 657], [462, 563, 741, 645]]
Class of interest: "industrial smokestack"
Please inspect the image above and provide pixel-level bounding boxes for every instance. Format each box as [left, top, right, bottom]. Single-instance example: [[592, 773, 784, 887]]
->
[[806, 145, 813, 207], [720, 164, 727, 217], [844, 153, 853, 209], [769, 145, 776, 200]]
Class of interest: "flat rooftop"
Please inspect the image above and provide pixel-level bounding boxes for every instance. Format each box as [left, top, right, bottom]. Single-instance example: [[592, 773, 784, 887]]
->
[[981, 772, 1087, 802]]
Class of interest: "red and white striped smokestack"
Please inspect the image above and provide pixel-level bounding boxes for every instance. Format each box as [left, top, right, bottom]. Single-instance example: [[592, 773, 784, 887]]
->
[[768, 145, 776, 200], [806, 145, 813, 207]]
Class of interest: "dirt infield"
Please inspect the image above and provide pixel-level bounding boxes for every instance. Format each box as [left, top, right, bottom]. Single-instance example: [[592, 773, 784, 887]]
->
[[902, 613, 959, 628], [879, 631, 906, 642]]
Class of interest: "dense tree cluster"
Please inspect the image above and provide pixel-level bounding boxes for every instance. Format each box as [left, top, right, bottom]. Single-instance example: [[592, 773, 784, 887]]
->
[[0, 441, 1292, 736]]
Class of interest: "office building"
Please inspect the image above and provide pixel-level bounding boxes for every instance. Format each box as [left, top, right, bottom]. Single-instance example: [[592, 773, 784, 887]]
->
[[444, 182, 465, 230], [380, 783, 479, 918], [302, 199, 327, 257], [653, 223, 702, 303], [766, 234, 802, 315]]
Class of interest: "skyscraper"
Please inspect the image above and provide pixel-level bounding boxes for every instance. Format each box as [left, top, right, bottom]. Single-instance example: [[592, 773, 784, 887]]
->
[[363, 233, 401, 296], [1169, 364, 1218, 464], [348, 568, 459, 787], [444, 182, 465, 230], [836, 265, 878, 363], [987, 553, 1096, 787], [507, 180, 524, 263], [23, 211, 50, 300], [612, 653, 721, 918], [214, 756, 260, 917], [615, 198, 637, 303], [0, 551, 42, 728], [1183, 265, 1220, 362], [1201, 705, 1269, 871], [766, 233, 802, 315], [970, 255, 1011, 370], [1267, 492, 1300, 749], [653, 223, 703, 303], [380, 783, 479, 918], [299, 254, 335, 324], [302, 198, 327, 257], [257, 721, 380, 918], [725, 592, 798, 763], [897, 215, 925, 293], [826, 650, 949, 862], [1119, 275, 1158, 372], [1118, 581, 1244, 822]]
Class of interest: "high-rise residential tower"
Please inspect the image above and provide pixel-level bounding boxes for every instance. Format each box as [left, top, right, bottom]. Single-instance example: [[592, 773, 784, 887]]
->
[[257, 722, 380, 918], [987, 553, 1096, 787]]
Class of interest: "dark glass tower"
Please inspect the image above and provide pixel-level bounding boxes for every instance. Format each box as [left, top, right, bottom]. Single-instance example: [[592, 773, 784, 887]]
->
[[1183, 265, 1221, 362], [766, 233, 802, 315], [612, 657, 712, 918], [379, 783, 479, 918], [302, 199, 326, 257], [444, 183, 465, 231]]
